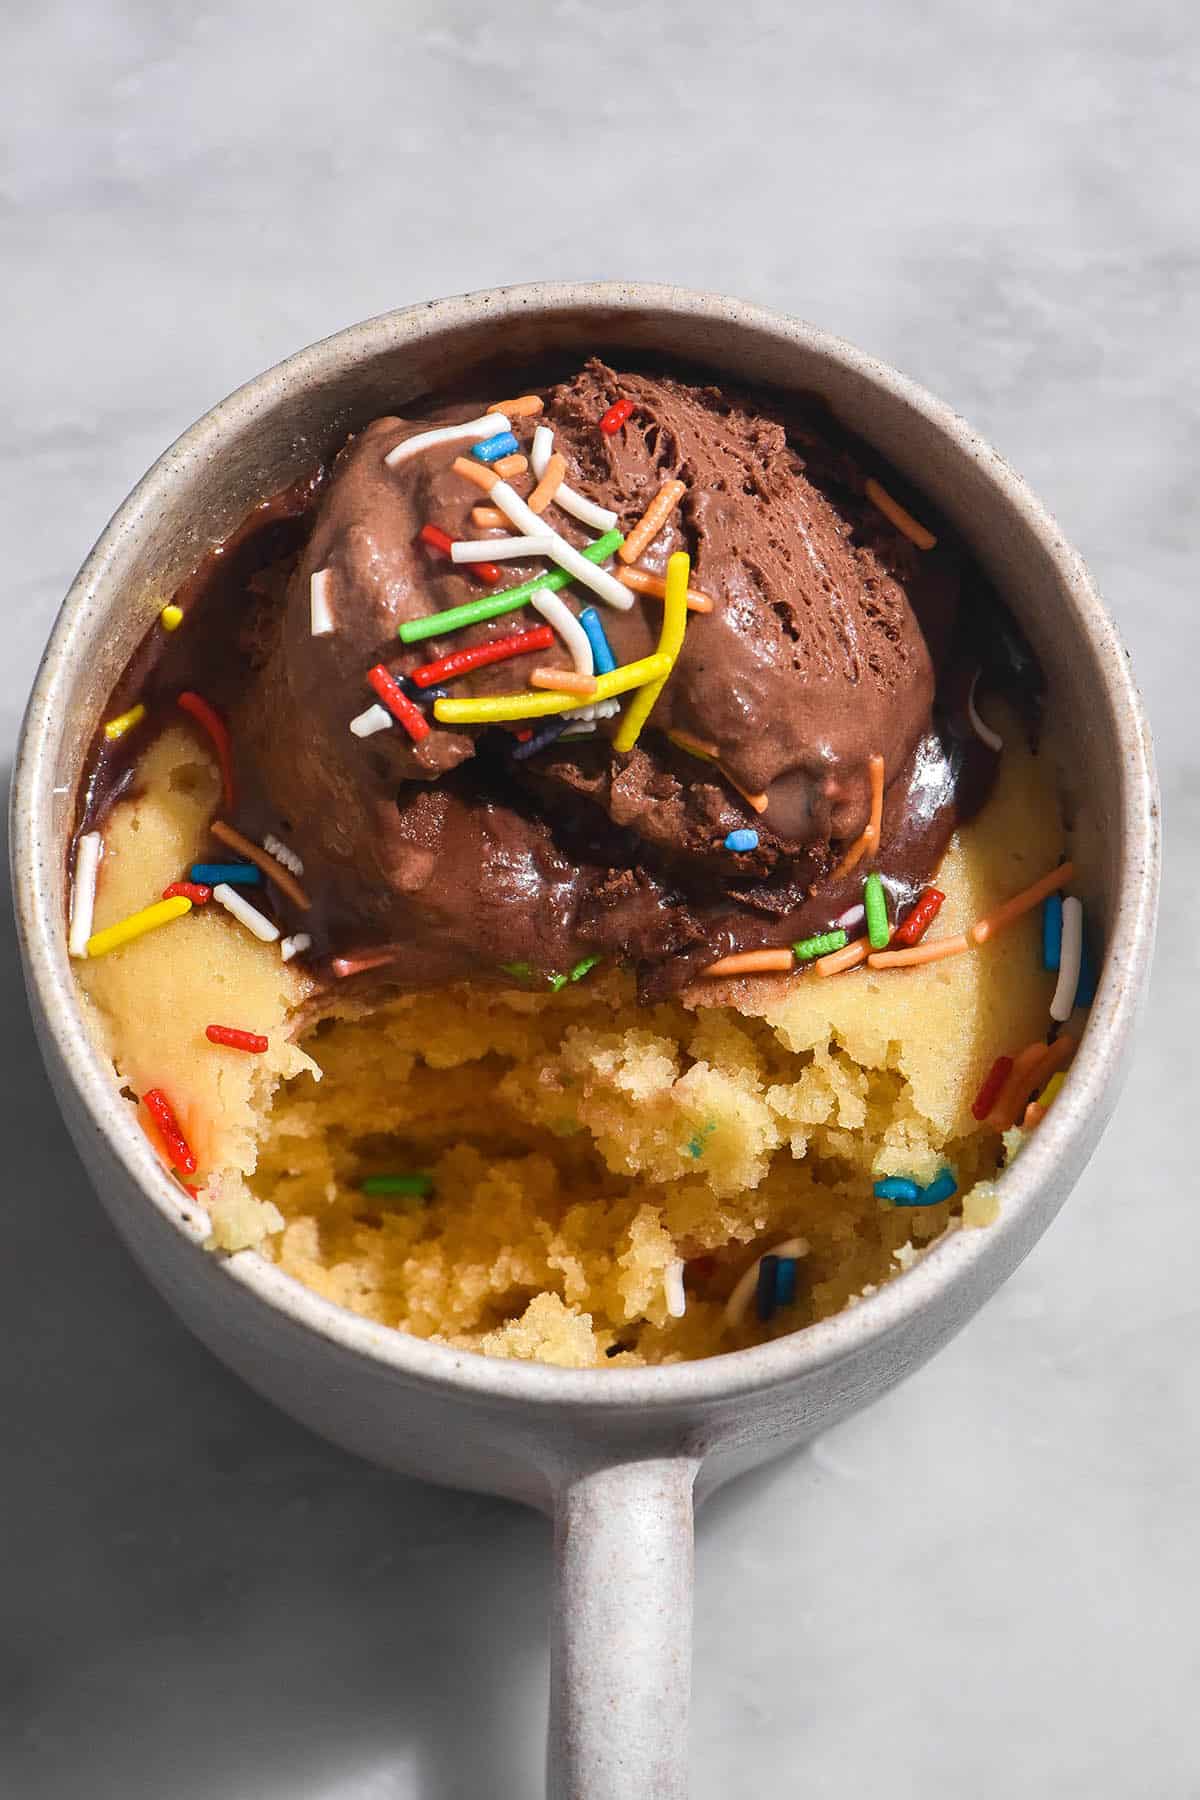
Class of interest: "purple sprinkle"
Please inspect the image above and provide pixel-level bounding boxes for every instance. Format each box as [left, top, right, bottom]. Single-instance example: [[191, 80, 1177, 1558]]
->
[[511, 717, 569, 761]]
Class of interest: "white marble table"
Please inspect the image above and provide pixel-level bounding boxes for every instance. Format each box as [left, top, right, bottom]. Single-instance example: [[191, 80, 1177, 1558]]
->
[[3, 2, 1195, 1793]]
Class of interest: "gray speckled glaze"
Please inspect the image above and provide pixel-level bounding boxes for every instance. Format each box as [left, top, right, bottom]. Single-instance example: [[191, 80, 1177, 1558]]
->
[[11, 284, 1158, 1800]]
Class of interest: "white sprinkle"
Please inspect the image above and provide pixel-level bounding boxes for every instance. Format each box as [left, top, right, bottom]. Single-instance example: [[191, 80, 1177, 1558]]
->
[[450, 535, 555, 563], [664, 1259, 687, 1319], [53, 785, 69, 796], [559, 722, 597, 738], [834, 903, 865, 931], [263, 833, 304, 876], [489, 480, 633, 611], [564, 698, 621, 723], [967, 670, 1004, 753], [68, 831, 102, 957], [213, 883, 279, 943], [350, 704, 393, 738], [531, 425, 620, 532], [1050, 896, 1083, 1022], [310, 568, 335, 636], [531, 590, 595, 675], [384, 413, 510, 470], [724, 1237, 809, 1329], [280, 933, 312, 963]]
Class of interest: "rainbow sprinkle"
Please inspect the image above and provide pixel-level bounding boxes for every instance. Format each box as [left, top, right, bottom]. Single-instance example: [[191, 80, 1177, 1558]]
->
[[398, 531, 623, 644], [85, 894, 191, 960], [104, 703, 145, 741]]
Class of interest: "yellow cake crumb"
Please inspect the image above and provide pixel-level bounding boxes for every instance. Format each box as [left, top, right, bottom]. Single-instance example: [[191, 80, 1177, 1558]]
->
[[73, 708, 1071, 1366]]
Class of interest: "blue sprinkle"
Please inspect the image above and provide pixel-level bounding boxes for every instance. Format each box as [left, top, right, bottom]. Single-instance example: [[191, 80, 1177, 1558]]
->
[[874, 1176, 922, 1205], [724, 829, 760, 853], [920, 1168, 958, 1207], [579, 606, 617, 675], [511, 716, 569, 761], [471, 430, 519, 464], [755, 1254, 779, 1323], [191, 862, 261, 885], [1075, 924, 1099, 1005], [1042, 893, 1063, 971], [774, 1258, 797, 1309]]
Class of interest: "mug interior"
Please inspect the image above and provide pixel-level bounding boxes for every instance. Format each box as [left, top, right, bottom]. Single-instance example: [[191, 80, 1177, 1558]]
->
[[12, 282, 1158, 1407]]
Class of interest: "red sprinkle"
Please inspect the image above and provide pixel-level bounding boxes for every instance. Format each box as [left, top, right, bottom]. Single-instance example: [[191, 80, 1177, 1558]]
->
[[206, 1024, 269, 1054], [418, 521, 502, 586], [972, 1055, 1014, 1123], [892, 886, 946, 948], [162, 880, 212, 905], [178, 691, 235, 812], [598, 397, 635, 435], [409, 625, 554, 688], [367, 665, 431, 742], [419, 523, 455, 557], [143, 1088, 197, 1175], [514, 728, 534, 743]]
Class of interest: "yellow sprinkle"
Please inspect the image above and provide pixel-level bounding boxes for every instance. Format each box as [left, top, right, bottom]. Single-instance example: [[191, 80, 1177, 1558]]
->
[[84, 894, 191, 959], [160, 604, 184, 631], [613, 550, 689, 752], [104, 702, 146, 741], [1040, 1071, 1067, 1110], [433, 653, 672, 726]]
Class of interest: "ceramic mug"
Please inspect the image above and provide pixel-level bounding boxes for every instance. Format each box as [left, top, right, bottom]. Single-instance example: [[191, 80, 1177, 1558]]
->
[[12, 284, 1159, 1799]]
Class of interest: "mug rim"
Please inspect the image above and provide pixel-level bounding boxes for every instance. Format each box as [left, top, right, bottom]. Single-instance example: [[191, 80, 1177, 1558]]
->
[[12, 280, 1159, 1411]]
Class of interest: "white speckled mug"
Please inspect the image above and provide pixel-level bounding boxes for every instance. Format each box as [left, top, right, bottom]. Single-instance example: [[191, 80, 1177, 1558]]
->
[[12, 284, 1158, 1799]]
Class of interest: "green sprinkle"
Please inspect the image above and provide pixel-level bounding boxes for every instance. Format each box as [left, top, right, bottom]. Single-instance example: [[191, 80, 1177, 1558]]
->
[[864, 872, 889, 949], [687, 1118, 717, 1158], [792, 929, 848, 963], [360, 1173, 433, 1198], [548, 973, 568, 991], [501, 961, 533, 979], [398, 530, 624, 643], [568, 954, 602, 982]]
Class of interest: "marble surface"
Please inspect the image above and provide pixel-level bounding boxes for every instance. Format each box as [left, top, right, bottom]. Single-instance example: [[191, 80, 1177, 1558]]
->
[[2, 2, 1196, 1794]]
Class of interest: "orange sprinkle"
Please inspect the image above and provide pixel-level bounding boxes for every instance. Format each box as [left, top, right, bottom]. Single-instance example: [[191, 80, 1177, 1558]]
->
[[527, 452, 567, 515], [1022, 1100, 1048, 1130], [470, 505, 508, 529], [529, 666, 598, 697], [865, 478, 937, 551], [492, 453, 528, 480], [488, 394, 543, 418], [668, 728, 721, 760], [988, 1034, 1076, 1131], [700, 947, 793, 977], [618, 479, 687, 565], [832, 753, 885, 879], [867, 933, 970, 969], [814, 939, 871, 978], [618, 565, 715, 614], [210, 819, 311, 912], [453, 455, 499, 493], [970, 861, 1074, 945], [332, 949, 402, 979], [666, 728, 767, 812], [723, 773, 769, 814]]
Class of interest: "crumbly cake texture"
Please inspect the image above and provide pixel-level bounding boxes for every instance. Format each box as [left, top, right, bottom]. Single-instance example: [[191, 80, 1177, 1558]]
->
[[74, 704, 1060, 1367]]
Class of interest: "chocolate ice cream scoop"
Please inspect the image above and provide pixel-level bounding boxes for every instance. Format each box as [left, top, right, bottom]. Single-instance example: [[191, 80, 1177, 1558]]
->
[[84, 359, 1005, 995]]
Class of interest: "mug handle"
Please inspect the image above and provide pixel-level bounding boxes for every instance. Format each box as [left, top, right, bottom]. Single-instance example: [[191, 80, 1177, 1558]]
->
[[548, 1456, 699, 1799]]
